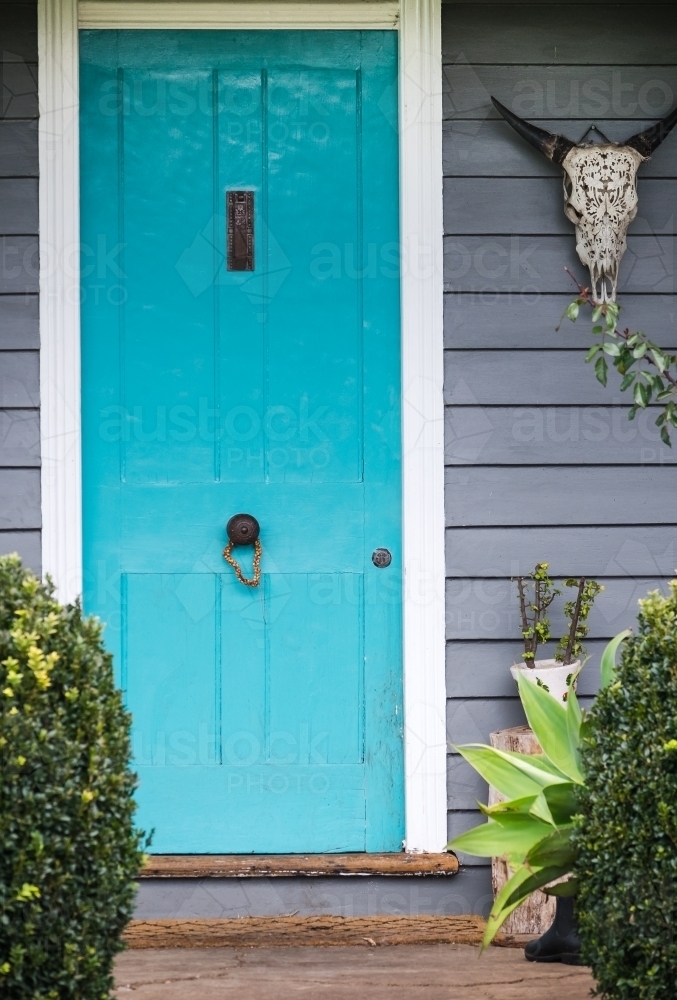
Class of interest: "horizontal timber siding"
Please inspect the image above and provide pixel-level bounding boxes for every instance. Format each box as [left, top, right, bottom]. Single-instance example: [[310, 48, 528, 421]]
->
[[443, 0, 677, 894], [0, 1, 40, 573]]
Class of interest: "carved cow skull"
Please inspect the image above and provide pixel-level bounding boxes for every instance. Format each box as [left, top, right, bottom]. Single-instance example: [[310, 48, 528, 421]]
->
[[491, 97, 677, 303]]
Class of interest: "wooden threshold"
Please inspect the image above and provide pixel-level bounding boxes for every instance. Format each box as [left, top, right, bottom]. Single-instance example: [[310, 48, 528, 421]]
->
[[123, 914, 486, 949], [140, 853, 459, 879]]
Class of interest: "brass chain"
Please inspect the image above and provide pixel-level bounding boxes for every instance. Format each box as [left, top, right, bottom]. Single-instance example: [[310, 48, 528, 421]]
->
[[222, 538, 262, 588]]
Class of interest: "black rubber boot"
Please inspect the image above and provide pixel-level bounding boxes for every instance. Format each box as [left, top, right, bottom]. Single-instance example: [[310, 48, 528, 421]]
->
[[524, 896, 582, 964]]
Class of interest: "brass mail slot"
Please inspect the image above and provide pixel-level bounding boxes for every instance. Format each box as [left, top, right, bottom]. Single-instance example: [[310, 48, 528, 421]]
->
[[227, 190, 254, 271]]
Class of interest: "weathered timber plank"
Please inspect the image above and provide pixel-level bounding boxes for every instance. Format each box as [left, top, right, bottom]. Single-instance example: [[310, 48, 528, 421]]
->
[[446, 640, 604, 698], [0, 351, 39, 405], [0, 238, 39, 292], [445, 576, 669, 639], [0, 467, 40, 528], [442, 5, 677, 64], [0, 4, 37, 63], [445, 349, 650, 405], [444, 235, 676, 294], [0, 409, 39, 466], [442, 65, 677, 122], [141, 853, 459, 878], [447, 527, 677, 576], [123, 915, 484, 949], [444, 294, 677, 349], [447, 754, 488, 810], [444, 120, 677, 179], [0, 296, 39, 348], [0, 178, 38, 234], [445, 466, 677, 525], [0, 120, 38, 176], [445, 405, 676, 465], [444, 177, 677, 236], [0, 60, 38, 120], [0, 529, 40, 572]]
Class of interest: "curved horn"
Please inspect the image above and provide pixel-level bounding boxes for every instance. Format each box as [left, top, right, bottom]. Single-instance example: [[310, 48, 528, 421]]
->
[[625, 105, 677, 157], [491, 96, 575, 165]]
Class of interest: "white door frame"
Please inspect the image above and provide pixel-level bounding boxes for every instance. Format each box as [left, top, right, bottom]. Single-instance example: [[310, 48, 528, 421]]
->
[[38, 0, 446, 853]]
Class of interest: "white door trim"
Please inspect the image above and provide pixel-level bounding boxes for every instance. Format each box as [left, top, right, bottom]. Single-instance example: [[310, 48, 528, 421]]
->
[[38, 0, 446, 853], [79, 2, 399, 29]]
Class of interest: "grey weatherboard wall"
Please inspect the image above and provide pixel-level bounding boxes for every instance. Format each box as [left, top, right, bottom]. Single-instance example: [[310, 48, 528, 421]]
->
[[0, 0, 40, 574], [444, 0, 677, 907]]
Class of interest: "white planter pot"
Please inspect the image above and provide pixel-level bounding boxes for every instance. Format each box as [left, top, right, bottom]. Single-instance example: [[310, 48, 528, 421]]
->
[[510, 658, 581, 704]]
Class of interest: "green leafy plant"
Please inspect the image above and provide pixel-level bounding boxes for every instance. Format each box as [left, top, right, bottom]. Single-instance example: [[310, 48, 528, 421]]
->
[[555, 577, 604, 666], [562, 271, 677, 445], [449, 630, 630, 949], [515, 563, 560, 664], [0, 554, 146, 998], [514, 564, 603, 668], [574, 582, 677, 999]]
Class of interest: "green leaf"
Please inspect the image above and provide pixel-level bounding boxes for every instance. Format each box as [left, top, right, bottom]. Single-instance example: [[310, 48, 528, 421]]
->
[[516, 674, 585, 784], [595, 355, 608, 386], [600, 629, 632, 688], [620, 372, 637, 391], [634, 381, 649, 407], [545, 878, 579, 898], [482, 865, 545, 949], [541, 782, 580, 826], [633, 342, 647, 359], [480, 794, 540, 818], [592, 305, 603, 322], [586, 344, 602, 361], [592, 325, 603, 335], [660, 425, 672, 447], [603, 342, 621, 357], [454, 744, 568, 802], [650, 350, 667, 372], [449, 813, 554, 861], [566, 302, 580, 321], [526, 826, 577, 869]]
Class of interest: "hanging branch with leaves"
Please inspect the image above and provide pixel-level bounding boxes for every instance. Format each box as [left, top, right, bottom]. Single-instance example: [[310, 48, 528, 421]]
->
[[560, 270, 677, 446]]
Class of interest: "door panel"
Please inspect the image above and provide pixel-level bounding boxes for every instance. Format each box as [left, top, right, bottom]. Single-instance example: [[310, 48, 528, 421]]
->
[[80, 30, 402, 852]]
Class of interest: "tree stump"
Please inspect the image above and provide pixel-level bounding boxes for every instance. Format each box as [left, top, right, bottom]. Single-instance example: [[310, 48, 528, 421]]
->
[[489, 725, 556, 936]]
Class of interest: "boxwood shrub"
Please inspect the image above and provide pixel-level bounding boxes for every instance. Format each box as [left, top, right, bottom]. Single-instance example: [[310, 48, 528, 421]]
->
[[0, 554, 145, 999], [575, 582, 677, 999]]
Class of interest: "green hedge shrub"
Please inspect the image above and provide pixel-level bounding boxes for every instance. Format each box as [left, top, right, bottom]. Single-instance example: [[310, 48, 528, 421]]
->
[[575, 582, 677, 999], [0, 554, 145, 999]]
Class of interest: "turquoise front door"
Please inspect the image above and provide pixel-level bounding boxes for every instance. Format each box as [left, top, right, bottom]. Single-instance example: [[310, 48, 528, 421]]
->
[[80, 30, 403, 853]]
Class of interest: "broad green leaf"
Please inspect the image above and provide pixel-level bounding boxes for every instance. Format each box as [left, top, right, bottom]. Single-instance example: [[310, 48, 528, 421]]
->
[[592, 305, 603, 322], [661, 425, 672, 447], [620, 371, 636, 391], [541, 782, 580, 826], [508, 751, 571, 781], [516, 674, 584, 784], [586, 344, 602, 361], [600, 629, 631, 687], [602, 342, 620, 357], [501, 864, 573, 914], [546, 877, 579, 898], [591, 325, 603, 334], [527, 827, 577, 868], [566, 302, 579, 321], [480, 794, 539, 817], [454, 745, 569, 802], [633, 342, 647, 359], [482, 865, 542, 949], [449, 813, 553, 861], [566, 682, 583, 765], [595, 355, 608, 386]]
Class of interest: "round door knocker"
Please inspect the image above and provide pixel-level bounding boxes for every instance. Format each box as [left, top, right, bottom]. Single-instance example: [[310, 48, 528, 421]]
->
[[372, 548, 392, 568], [223, 514, 262, 587]]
